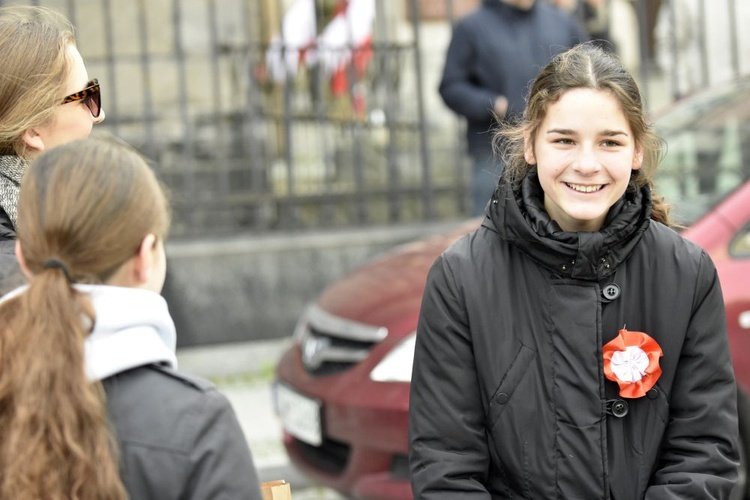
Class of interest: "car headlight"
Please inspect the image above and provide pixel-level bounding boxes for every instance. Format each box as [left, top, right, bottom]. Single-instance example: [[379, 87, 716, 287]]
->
[[369, 332, 416, 383]]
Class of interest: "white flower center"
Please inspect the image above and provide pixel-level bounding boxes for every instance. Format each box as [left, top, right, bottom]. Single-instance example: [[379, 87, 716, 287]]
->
[[610, 346, 649, 383]]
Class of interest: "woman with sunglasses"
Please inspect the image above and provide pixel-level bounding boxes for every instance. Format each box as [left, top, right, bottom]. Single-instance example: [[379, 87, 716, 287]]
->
[[0, 5, 104, 293]]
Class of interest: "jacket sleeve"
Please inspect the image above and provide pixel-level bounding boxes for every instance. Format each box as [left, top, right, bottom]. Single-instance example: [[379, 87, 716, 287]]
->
[[409, 255, 492, 499], [438, 22, 501, 123], [184, 389, 263, 500], [646, 251, 740, 498]]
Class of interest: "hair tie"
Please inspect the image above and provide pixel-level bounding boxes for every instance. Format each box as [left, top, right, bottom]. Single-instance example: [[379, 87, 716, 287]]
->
[[43, 259, 73, 283]]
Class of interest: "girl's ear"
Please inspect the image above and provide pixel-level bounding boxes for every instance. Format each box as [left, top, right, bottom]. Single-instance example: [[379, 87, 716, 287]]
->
[[14, 240, 33, 280], [21, 129, 45, 153], [524, 132, 536, 165], [133, 233, 157, 285], [632, 146, 644, 170]]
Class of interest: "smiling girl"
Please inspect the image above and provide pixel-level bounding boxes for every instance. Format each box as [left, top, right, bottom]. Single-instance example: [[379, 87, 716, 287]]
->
[[409, 44, 739, 499]]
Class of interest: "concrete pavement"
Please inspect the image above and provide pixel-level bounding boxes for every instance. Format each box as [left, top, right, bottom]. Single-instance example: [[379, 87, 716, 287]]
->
[[176, 339, 346, 499]]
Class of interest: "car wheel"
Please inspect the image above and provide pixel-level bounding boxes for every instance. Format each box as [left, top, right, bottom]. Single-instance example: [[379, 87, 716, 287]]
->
[[731, 390, 750, 500]]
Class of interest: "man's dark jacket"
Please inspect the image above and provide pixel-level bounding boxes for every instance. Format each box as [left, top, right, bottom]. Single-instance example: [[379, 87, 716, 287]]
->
[[409, 174, 740, 498], [439, 0, 587, 159]]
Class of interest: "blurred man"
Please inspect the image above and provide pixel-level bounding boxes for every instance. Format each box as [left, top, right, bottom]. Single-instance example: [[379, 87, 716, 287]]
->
[[440, 0, 587, 215]]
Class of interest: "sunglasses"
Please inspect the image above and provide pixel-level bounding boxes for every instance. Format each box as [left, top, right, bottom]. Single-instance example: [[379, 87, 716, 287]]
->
[[60, 78, 102, 118]]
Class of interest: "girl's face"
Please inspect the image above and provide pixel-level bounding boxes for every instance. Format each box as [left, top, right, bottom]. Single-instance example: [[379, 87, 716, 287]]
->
[[524, 88, 642, 232]]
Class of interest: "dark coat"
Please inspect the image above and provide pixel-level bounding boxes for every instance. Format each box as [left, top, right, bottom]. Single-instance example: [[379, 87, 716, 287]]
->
[[103, 364, 263, 500], [0, 206, 23, 295], [438, 0, 587, 159], [409, 174, 739, 499]]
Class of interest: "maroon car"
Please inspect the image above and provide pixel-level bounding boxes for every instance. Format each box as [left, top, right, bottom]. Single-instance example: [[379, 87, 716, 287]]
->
[[274, 78, 750, 499]]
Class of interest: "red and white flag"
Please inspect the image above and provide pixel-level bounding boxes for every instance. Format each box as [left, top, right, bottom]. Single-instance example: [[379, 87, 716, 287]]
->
[[265, 0, 317, 82], [313, 0, 375, 97]]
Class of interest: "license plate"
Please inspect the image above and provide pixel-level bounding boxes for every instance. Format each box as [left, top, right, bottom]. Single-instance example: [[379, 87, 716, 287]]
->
[[275, 383, 323, 446]]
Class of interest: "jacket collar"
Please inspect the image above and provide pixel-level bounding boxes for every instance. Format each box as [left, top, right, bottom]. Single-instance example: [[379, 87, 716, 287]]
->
[[483, 171, 652, 280]]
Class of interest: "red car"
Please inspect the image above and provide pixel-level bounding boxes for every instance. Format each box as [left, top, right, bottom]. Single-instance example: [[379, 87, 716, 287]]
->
[[274, 78, 750, 499]]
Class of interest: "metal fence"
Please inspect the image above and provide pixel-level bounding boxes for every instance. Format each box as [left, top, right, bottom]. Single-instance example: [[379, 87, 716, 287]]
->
[[2, 0, 748, 238]]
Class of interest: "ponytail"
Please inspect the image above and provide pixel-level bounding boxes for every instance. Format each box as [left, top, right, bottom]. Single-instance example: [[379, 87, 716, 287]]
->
[[0, 269, 127, 499]]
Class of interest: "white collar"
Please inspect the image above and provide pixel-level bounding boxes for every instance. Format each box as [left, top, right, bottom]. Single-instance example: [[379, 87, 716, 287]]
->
[[2, 284, 178, 381]]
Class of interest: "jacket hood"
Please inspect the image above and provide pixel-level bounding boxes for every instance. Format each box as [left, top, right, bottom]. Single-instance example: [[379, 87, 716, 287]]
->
[[82, 285, 177, 381], [483, 171, 652, 280], [1, 284, 178, 381]]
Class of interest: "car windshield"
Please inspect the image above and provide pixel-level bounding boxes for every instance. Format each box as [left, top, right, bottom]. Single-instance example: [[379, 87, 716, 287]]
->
[[654, 79, 750, 226]]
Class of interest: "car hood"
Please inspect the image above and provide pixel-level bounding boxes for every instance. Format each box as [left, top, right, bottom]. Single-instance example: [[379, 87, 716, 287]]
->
[[317, 219, 479, 330]]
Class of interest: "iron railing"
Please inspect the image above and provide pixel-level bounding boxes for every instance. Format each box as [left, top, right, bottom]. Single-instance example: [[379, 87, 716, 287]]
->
[[2, 0, 747, 238]]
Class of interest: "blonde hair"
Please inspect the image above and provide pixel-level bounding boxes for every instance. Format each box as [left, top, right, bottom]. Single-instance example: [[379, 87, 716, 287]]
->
[[497, 43, 672, 226], [0, 5, 76, 157], [0, 137, 170, 499]]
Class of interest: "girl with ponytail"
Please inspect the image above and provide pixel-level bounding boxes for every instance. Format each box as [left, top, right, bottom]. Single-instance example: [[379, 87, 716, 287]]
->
[[0, 137, 262, 499]]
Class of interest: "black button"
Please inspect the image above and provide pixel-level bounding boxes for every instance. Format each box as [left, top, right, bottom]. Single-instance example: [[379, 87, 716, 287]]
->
[[602, 284, 621, 301], [612, 400, 628, 417], [494, 392, 509, 404], [606, 399, 629, 418], [647, 388, 659, 399]]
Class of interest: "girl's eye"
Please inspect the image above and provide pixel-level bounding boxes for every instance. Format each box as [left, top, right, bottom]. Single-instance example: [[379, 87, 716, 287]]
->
[[554, 138, 574, 144], [602, 140, 622, 147]]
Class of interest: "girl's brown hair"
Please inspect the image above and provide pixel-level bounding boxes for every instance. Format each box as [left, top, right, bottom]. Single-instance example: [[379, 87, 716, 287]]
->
[[497, 43, 672, 226], [0, 137, 170, 499], [0, 5, 76, 157]]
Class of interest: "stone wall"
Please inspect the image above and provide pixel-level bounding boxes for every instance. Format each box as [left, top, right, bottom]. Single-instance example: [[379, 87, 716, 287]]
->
[[164, 219, 467, 347]]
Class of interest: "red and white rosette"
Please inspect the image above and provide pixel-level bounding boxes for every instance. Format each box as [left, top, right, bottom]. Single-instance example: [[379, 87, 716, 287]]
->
[[603, 328, 663, 398]]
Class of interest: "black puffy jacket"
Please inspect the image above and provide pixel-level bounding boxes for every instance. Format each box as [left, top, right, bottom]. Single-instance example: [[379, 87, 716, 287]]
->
[[409, 173, 739, 499]]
